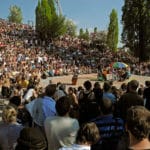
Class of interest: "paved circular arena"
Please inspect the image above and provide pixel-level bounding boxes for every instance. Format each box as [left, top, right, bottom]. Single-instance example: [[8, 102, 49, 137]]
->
[[40, 74, 150, 89]]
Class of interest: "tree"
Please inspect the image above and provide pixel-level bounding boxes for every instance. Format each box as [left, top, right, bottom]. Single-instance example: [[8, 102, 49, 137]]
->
[[94, 27, 98, 34], [49, 14, 66, 38], [145, 0, 150, 60], [107, 9, 119, 52], [78, 28, 89, 41], [8, 5, 23, 23], [79, 28, 84, 39], [36, 0, 51, 40], [35, 0, 42, 36], [85, 28, 89, 40], [122, 0, 150, 61], [48, 0, 56, 16], [65, 19, 77, 37], [35, 0, 66, 41]]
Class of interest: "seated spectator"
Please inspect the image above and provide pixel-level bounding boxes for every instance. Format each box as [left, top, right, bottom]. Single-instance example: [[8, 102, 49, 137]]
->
[[1, 78, 11, 98], [0, 105, 24, 150], [59, 122, 100, 150], [44, 96, 79, 150], [23, 84, 38, 103], [15, 127, 47, 150], [18, 76, 29, 89], [120, 68, 128, 81], [126, 106, 150, 150]]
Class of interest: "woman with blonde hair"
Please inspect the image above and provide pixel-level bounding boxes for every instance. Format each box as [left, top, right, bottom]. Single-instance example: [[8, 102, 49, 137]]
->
[[0, 105, 23, 150]]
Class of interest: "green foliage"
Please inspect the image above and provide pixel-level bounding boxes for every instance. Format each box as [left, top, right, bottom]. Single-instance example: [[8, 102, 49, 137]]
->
[[65, 19, 77, 37], [107, 9, 119, 52], [48, 0, 56, 16], [122, 0, 150, 61], [35, 0, 66, 41], [79, 28, 84, 38], [35, 0, 41, 34], [36, 0, 51, 40], [85, 28, 89, 40], [78, 28, 89, 41], [49, 14, 66, 38], [8, 5, 23, 23], [94, 27, 98, 34]]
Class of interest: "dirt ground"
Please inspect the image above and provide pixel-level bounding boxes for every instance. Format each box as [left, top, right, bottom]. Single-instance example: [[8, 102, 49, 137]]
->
[[40, 74, 150, 90]]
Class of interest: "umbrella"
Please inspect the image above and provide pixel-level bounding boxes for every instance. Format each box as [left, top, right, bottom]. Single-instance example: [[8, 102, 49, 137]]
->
[[112, 62, 128, 68]]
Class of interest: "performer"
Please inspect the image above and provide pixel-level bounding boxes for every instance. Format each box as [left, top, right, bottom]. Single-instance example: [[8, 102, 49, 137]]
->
[[72, 72, 78, 85]]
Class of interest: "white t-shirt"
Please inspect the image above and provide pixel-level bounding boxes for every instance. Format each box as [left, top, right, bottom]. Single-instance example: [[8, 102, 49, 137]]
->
[[59, 144, 90, 150], [44, 116, 79, 150], [23, 88, 35, 102]]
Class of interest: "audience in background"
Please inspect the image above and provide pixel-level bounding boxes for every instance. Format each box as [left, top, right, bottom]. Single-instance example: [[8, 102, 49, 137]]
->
[[0, 18, 150, 150]]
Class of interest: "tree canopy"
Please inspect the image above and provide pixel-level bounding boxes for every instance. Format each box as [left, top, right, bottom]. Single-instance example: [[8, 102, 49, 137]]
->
[[122, 0, 150, 61], [65, 19, 77, 37], [35, 0, 66, 41], [78, 28, 89, 40], [107, 9, 119, 52], [8, 5, 23, 23]]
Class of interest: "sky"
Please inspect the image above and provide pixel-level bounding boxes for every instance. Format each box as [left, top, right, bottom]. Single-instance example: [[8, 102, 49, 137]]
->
[[0, 0, 124, 46]]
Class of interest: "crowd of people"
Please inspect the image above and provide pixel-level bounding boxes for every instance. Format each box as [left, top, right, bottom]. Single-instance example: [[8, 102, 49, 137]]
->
[[0, 18, 150, 150], [0, 18, 150, 83], [0, 78, 150, 150]]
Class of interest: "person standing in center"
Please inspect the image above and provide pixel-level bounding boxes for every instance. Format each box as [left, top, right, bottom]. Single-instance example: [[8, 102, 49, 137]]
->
[[44, 96, 79, 150]]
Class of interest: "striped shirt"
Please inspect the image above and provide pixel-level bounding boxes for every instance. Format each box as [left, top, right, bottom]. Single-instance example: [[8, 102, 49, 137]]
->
[[91, 114, 125, 143]]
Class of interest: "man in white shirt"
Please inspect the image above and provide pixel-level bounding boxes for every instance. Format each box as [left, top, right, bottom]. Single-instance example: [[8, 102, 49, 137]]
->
[[44, 96, 79, 150]]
